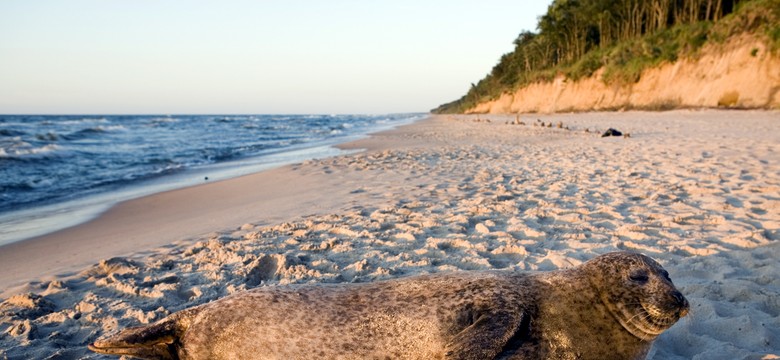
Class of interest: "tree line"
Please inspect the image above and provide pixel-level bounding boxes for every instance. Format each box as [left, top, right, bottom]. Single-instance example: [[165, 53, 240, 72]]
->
[[433, 0, 777, 113], [523, 0, 739, 70]]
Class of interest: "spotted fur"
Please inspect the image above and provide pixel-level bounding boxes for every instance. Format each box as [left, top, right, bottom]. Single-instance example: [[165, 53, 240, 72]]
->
[[89, 251, 688, 360]]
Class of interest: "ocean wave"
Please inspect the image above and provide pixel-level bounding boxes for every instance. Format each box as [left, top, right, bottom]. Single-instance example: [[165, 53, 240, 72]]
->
[[1, 182, 37, 192], [149, 116, 179, 122], [91, 125, 127, 132], [56, 118, 109, 125], [65, 125, 127, 140], [201, 147, 239, 162], [0, 137, 24, 145], [147, 117, 180, 126], [0, 129, 27, 137], [35, 132, 60, 141], [150, 163, 185, 175], [119, 167, 183, 182], [0, 143, 62, 158]]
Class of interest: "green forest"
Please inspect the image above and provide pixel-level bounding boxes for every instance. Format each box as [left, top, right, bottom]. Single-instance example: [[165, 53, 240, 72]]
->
[[433, 0, 780, 114]]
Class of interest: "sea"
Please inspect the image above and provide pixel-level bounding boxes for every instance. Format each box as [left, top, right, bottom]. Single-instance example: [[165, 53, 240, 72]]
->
[[0, 114, 425, 245]]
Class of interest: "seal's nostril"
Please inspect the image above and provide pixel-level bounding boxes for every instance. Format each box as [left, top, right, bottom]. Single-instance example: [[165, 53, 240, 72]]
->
[[671, 290, 686, 306]]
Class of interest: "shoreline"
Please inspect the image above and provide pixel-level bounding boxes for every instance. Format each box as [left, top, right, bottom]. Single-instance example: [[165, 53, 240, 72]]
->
[[0, 144, 348, 247], [1, 110, 778, 359], [0, 114, 425, 247], [0, 117, 430, 294]]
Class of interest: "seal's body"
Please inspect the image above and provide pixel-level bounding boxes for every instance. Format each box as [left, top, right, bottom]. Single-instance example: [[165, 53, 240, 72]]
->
[[89, 252, 689, 360]]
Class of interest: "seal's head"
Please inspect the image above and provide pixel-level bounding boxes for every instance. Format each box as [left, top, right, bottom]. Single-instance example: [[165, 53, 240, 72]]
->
[[585, 252, 689, 341]]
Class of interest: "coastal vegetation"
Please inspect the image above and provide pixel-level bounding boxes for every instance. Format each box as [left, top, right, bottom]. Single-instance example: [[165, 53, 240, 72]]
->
[[433, 0, 780, 113]]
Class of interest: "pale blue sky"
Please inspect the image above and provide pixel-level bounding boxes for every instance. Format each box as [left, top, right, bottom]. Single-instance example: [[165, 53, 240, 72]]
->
[[0, 1, 552, 114]]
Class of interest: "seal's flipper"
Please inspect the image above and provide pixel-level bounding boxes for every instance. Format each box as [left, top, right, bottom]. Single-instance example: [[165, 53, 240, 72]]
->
[[444, 309, 529, 360], [88, 317, 180, 360]]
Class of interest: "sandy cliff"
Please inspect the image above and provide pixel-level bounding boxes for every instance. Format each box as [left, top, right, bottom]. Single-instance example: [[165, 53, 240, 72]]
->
[[468, 36, 780, 114]]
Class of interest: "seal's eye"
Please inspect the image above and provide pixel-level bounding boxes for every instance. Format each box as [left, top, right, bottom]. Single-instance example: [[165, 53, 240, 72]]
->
[[629, 271, 649, 284]]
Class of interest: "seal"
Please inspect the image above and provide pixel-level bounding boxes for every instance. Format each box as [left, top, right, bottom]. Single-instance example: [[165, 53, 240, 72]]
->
[[88, 251, 688, 360]]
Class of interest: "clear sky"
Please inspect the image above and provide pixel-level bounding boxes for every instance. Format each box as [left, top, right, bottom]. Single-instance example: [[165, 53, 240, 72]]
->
[[0, 1, 553, 114]]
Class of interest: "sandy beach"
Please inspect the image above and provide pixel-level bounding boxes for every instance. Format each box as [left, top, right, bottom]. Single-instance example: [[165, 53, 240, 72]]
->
[[1, 110, 779, 359]]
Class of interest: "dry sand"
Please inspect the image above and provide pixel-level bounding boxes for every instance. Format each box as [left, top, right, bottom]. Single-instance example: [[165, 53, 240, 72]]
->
[[1, 110, 779, 359]]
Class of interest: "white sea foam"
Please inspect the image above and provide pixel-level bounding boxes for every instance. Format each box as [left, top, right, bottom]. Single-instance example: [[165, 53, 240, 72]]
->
[[58, 118, 109, 125], [91, 125, 127, 132], [0, 143, 61, 158]]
